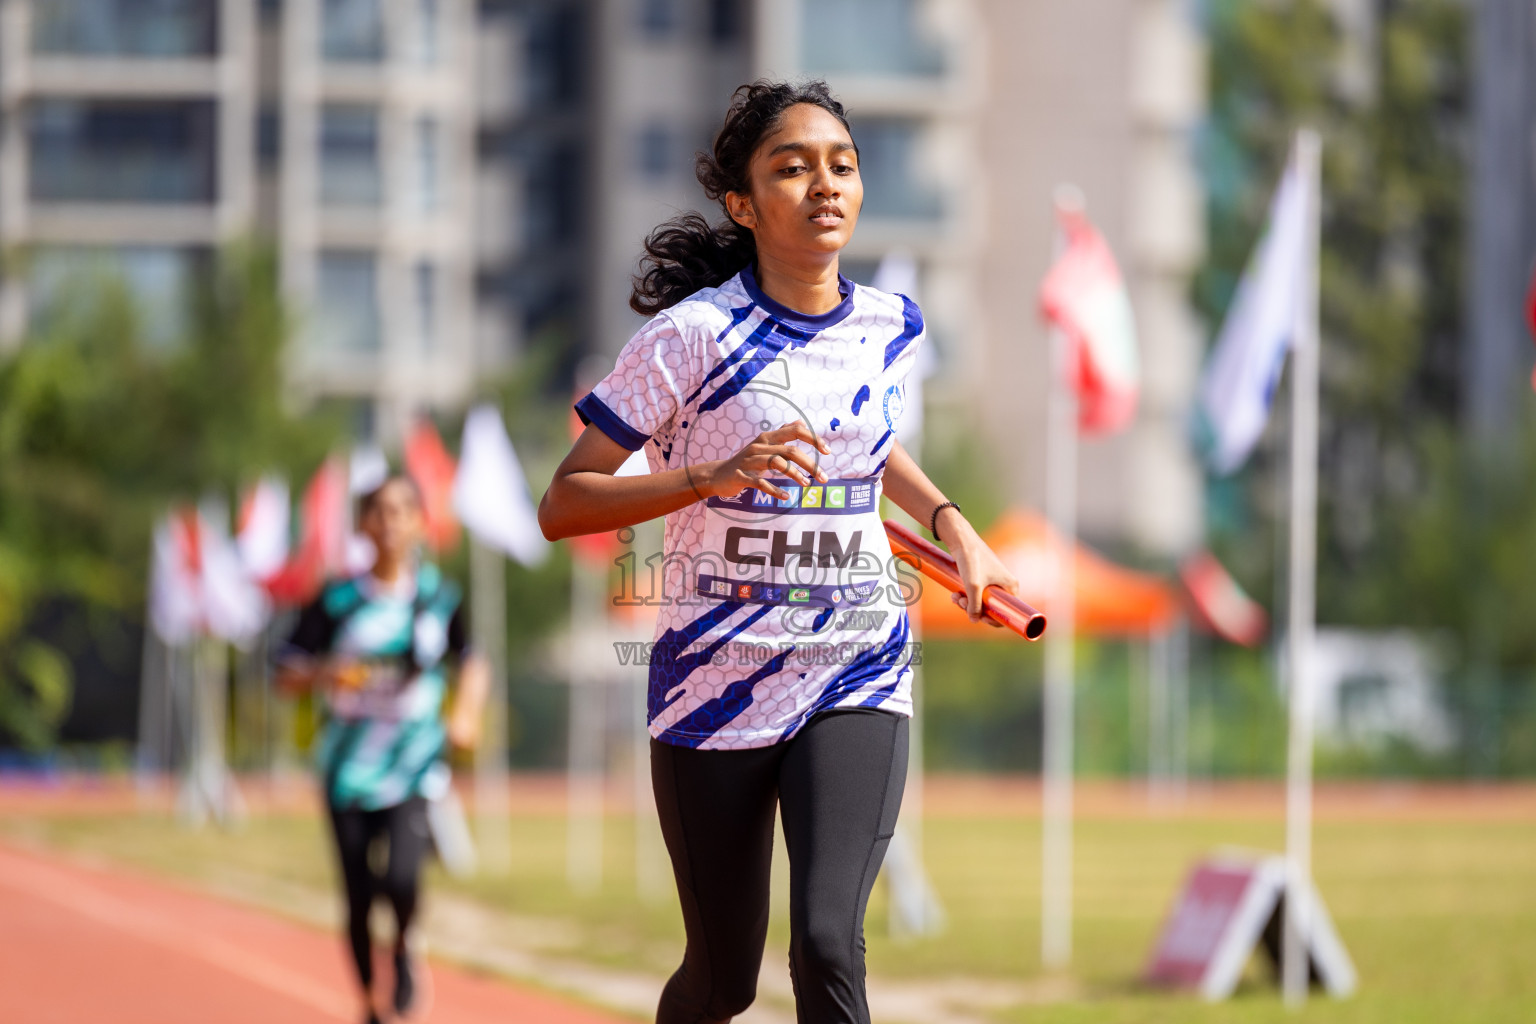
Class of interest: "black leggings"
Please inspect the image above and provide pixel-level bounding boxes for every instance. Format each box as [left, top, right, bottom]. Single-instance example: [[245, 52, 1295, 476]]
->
[[326, 796, 432, 991], [651, 708, 909, 1024]]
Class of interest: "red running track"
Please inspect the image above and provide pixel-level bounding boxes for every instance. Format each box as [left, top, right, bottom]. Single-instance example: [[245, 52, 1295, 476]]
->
[[0, 843, 629, 1024]]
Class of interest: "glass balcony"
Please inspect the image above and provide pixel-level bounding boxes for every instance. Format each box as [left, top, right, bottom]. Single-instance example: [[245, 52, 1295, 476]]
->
[[315, 251, 381, 352], [799, 0, 944, 77], [29, 100, 217, 204], [849, 117, 943, 221], [319, 106, 382, 208], [31, 0, 218, 58], [322, 0, 385, 63]]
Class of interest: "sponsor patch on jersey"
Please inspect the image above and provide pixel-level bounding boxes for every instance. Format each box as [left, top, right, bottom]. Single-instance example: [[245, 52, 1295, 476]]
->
[[883, 384, 905, 431], [706, 477, 878, 516], [789, 588, 810, 603], [711, 579, 730, 596], [737, 584, 754, 601]]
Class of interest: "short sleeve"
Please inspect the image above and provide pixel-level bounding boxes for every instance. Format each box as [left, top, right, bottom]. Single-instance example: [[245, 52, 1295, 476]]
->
[[575, 313, 690, 450], [285, 596, 337, 656]]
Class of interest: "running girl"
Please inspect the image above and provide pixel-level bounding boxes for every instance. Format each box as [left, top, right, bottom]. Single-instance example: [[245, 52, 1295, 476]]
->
[[278, 474, 490, 1024], [539, 81, 1018, 1024]]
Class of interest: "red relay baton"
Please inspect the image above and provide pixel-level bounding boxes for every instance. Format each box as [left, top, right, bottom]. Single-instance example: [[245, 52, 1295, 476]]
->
[[883, 519, 1047, 641]]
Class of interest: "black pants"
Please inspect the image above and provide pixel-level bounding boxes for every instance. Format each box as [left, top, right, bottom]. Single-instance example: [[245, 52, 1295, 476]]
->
[[651, 708, 909, 1024], [326, 796, 432, 991]]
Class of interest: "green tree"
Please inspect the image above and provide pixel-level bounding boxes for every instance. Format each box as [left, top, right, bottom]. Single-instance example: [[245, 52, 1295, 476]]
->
[[1200, 2, 1536, 773], [0, 244, 336, 751]]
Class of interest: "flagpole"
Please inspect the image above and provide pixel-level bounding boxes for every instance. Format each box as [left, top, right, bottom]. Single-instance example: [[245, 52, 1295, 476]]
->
[[471, 537, 512, 876], [1041, 184, 1081, 970], [1282, 127, 1322, 1007]]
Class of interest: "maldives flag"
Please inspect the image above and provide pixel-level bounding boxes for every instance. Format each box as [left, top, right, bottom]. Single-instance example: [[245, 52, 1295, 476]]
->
[[1039, 206, 1140, 435], [1179, 551, 1267, 648], [404, 418, 461, 553]]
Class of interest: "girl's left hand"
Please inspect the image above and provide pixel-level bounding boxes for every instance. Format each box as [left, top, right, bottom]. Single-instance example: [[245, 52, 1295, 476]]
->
[[446, 703, 481, 751], [940, 512, 1021, 627]]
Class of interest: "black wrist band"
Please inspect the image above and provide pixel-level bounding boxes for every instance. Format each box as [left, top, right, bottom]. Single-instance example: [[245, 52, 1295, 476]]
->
[[930, 500, 961, 540]]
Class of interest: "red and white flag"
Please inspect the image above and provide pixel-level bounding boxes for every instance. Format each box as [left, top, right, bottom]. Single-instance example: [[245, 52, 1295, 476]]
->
[[265, 458, 349, 606], [149, 509, 204, 645], [150, 502, 272, 647], [199, 500, 271, 647], [404, 419, 461, 553], [236, 476, 289, 583], [1180, 551, 1268, 648], [1039, 206, 1140, 435]]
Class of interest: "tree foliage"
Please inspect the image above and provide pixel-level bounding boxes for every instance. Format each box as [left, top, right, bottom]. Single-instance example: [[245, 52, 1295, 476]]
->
[[0, 245, 336, 750]]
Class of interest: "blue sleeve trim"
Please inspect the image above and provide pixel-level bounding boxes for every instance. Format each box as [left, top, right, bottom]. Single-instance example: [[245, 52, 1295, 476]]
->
[[575, 392, 650, 451]]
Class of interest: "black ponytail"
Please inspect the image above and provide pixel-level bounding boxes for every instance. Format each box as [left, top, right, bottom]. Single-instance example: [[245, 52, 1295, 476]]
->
[[630, 80, 854, 316]]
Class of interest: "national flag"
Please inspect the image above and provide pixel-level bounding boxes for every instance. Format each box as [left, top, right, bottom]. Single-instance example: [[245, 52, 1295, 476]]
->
[[1039, 206, 1140, 435], [1196, 150, 1315, 474], [265, 458, 348, 605], [452, 404, 550, 567], [198, 499, 270, 647], [149, 509, 203, 645], [235, 476, 289, 583], [151, 503, 272, 647], [1180, 551, 1268, 648], [404, 419, 461, 553]]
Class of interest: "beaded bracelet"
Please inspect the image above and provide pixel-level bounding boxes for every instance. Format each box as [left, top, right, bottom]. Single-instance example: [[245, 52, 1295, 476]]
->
[[929, 500, 961, 541]]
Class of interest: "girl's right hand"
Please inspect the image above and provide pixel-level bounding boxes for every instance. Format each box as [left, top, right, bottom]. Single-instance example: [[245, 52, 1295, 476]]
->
[[696, 422, 830, 501], [323, 658, 369, 691]]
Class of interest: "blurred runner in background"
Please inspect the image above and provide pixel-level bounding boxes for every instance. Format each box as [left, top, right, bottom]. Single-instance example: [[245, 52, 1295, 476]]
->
[[277, 475, 490, 1024]]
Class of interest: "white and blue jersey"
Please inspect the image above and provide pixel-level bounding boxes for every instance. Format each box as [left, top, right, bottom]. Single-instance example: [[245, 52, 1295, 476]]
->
[[577, 266, 925, 750]]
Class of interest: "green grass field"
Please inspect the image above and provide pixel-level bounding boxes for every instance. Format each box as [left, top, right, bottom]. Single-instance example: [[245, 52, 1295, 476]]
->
[[2, 786, 1532, 1023]]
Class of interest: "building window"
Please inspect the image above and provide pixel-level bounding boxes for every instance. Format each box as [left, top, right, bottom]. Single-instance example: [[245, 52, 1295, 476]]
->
[[316, 251, 381, 351], [30, 245, 202, 347], [800, 0, 943, 77], [416, 0, 441, 65], [322, 0, 385, 63], [708, 0, 743, 45], [637, 0, 677, 38], [636, 123, 673, 180], [527, 5, 583, 106], [319, 105, 382, 207], [256, 105, 281, 169], [32, 0, 218, 58], [848, 116, 942, 220], [415, 261, 437, 350], [526, 142, 581, 249], [415, 116, 441, 214], [29, 100, 217, 204]]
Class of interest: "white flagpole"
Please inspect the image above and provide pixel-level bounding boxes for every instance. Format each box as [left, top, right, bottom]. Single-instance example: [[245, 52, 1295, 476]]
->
[[567, 552, 606, 892], [471, 537, 513, 875], [1041, 185, 1081, 969], [1282, 128, 1322, 1006]]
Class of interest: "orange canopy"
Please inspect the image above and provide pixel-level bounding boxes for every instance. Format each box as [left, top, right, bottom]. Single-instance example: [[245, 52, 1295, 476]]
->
[[914, 509, 1180, 638]]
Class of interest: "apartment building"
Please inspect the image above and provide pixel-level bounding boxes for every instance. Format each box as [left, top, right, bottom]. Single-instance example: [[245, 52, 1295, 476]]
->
[[0, 0, 518, 444], [752, 0, 1206, 558]]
